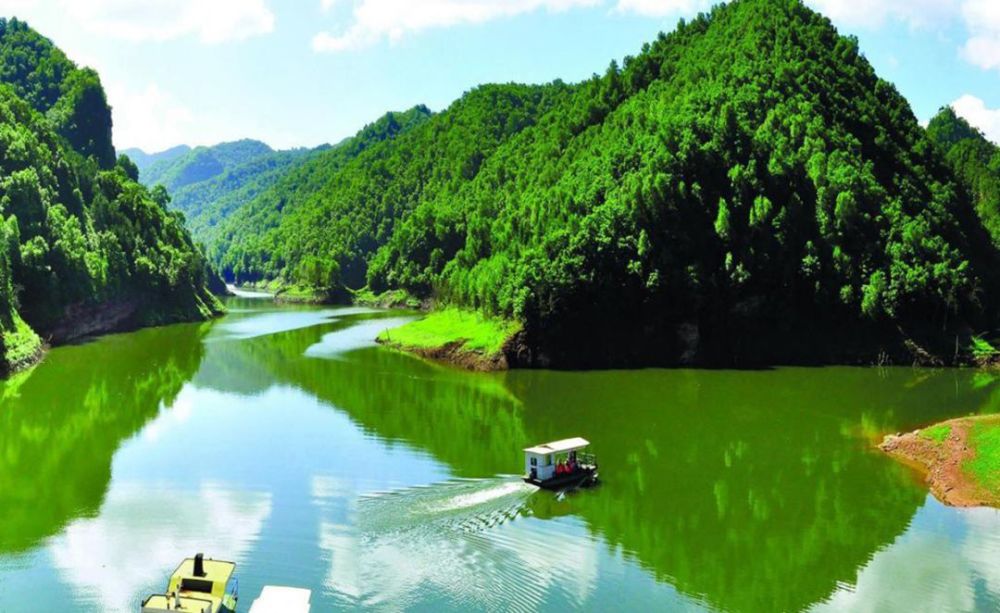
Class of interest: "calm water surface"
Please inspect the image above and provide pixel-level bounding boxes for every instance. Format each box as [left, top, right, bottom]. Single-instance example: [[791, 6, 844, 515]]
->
[[1, 297, 999, 611]]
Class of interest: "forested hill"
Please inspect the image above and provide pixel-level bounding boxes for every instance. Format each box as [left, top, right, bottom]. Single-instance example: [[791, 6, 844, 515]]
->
[[927, 107, 1000, 246], [204, 0, 999, 367], [0, 18, 222, 372]]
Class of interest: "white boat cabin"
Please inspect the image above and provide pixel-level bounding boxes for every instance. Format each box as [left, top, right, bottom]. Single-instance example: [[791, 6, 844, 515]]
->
[[523, 437, 591, 482], [248, 586, 312, 613]]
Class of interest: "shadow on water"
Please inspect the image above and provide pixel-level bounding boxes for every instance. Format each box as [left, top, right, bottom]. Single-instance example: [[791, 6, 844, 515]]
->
[[184, 303, 1000, 611], [242, 316, 1000, 612], [0, 321, 210, 554], [503, 367, 1000, 612], [10, 298, 1000, 611], [195, 314, 525, 477]]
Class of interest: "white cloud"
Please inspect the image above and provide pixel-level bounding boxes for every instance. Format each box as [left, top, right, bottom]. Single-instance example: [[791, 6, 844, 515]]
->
[[63, 0, 275, 44], [800, 0, 1000, 74], [49, 482, 272, 612], [961, 0, 1000, 70], [951, 94, 1000, 144], [804, 0, 959, 29], [106, 81, 195, 152], [0, 0, 37, 14], [613, 0, 712, 17], [309, 0, 981, 55], [812, 505, 1000, 613], [313, 0, 600, 52]]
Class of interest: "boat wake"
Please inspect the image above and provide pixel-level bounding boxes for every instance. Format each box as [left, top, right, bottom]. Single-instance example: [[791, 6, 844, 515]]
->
[[316, 477, 594, 611], [358, 476, 537, 536], [315, 476, 598, 610]]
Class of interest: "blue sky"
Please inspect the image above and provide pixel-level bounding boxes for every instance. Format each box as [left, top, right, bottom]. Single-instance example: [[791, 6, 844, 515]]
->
[[3, 0, 999, 152]]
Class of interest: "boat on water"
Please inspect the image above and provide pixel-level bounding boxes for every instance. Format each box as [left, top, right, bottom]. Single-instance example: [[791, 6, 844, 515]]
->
[[523, 437, 599, 490], [140, 554, 238, 613], [140, 554, 311, 613]]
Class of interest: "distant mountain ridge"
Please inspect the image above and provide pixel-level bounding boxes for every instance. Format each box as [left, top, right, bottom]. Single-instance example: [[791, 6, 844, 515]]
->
[[131, 107, 432, 253], [120, 145, 191, 176], [137, 139, 274, 192], [206, 104, 434, 271], [171, 145, 324, 247], [123, 139, 330, 247]]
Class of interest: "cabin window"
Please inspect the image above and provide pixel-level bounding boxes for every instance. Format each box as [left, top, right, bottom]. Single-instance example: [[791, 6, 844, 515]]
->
[[546, 455, 553, 466], [180, 578, 214, 593], [530, 457, 537, 466]]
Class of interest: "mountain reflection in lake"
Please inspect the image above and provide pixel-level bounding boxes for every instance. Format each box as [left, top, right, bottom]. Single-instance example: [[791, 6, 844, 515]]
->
[[1, 297, 999, 611]]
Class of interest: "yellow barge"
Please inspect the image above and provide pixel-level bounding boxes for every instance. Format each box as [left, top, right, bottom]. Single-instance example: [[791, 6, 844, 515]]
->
[[140, 554, 238, 613]]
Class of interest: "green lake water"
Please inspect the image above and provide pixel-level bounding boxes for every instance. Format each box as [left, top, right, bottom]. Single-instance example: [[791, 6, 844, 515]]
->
[[1, 297, 999, 611]]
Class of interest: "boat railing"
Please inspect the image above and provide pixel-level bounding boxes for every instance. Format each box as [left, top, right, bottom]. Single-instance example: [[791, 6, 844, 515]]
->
[[141, 593, 214, 613]]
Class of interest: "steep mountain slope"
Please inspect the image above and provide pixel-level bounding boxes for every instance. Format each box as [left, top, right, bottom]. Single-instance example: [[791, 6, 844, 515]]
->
[[120, 145, 191, 176], [209, 0, 999, 367], [0, 18, 221, 372], [927, 107, 1000, 245]]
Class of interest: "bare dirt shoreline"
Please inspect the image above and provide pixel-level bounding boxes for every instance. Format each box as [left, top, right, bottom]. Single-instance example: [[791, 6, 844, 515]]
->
[[880, 416, 1000, 508]]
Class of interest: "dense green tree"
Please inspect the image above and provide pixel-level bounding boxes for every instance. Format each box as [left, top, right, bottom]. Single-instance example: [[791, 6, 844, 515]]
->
[[117, 153, 140, 182], [295, 254, 340, 289]]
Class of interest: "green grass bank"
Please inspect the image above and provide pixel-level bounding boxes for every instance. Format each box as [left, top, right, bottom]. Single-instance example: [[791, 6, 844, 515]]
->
[[376, 308, 521, 370]]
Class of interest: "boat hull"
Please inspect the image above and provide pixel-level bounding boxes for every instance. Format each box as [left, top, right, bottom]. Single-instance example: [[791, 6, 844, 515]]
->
[[523, 467, 598, 490]]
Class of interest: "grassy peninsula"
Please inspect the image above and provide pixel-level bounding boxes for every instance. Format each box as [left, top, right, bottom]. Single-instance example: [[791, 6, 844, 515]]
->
[[377, 309, 521, 370], [881, 415, 1000, 508]]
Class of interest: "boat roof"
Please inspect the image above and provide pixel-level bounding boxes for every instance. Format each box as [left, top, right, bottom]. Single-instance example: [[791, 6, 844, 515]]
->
[[171, 557, 236, 586], [249, 586, 312, 613], [524, 437, 590, 455]]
